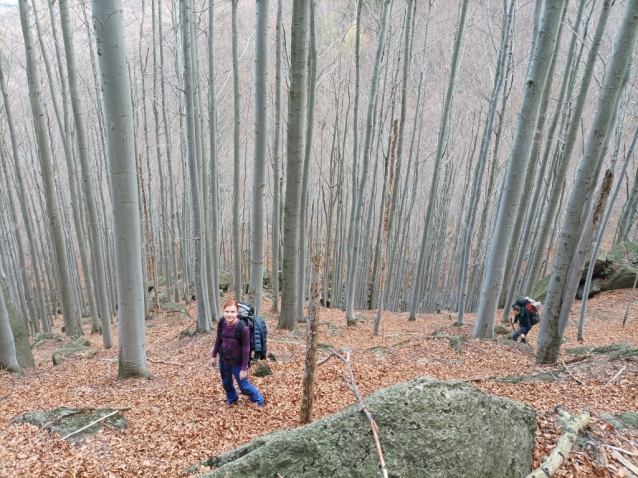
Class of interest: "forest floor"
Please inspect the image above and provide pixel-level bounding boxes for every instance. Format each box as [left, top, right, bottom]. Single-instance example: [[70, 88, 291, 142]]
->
[[1, 290, 638, 477]]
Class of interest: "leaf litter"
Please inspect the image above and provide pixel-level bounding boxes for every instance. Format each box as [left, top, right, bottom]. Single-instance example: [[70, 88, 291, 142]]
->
[[0, 289, 637, 477]]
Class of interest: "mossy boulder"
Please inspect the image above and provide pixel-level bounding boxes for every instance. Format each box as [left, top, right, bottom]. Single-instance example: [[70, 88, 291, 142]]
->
[[148, 292, 170, 307], [11, 407, 128, 443], [52, 338, 93, 365], [161, 301, 191, 317], [494, 325, 511, 335], [253, 363, 272, 377], [31, 332, 62, 349], [219, 270, 232, 291], [1, 278, 34, 369], [190, 377, 536, 478], [533, 275, 551, 303]]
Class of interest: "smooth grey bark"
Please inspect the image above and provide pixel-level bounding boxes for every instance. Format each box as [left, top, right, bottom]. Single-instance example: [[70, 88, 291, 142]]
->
[[279, 0, 310, 330], [409, 0, 469, 321], [616, 167, 638, 244], [344, 0, 363, 314], [0, 258, 20, 373], [457, 0, 515, 324], [58, 0, 114, 348], [523, 0, 612, 297], [231, 0, 242, 302], [296, 0, 317, 323], [344, 0, 392, 325], [0, 128, 39, 335], [0, 86, 48, 329], [181, 0, 210, 332], [208, 0, 220, 320], [499, 0, 567, 311], [158, 0, 181, 304], [151, 0, 172, 314], [537, 0, 638, 363], [92, 0, 149, 378], [248, 0, 270, 316], [271, 0, 283, 313], [579, 121, 638, 340], [473, 0, 566, 338], [19, 0, 78, 337]]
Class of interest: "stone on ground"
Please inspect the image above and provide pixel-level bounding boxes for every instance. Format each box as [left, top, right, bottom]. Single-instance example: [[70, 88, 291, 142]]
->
[[52, 338, 94, 365], [11, 407, 128, 443], [192, 377, 536, 478]]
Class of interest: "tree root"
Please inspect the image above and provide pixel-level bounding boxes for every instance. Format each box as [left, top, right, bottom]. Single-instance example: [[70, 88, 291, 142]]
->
[[526, 405, 590, 477]]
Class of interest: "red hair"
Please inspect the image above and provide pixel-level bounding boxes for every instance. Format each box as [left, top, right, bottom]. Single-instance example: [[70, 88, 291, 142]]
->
[[222, 299, 239, 310]]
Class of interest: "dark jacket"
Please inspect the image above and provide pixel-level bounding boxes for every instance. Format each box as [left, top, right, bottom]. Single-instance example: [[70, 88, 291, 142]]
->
[[514, 307, 531, 329]]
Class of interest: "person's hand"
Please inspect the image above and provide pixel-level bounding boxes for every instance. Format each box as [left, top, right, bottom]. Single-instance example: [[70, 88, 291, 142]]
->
[[211, 357, 217, 368], [239, 370, 248, 380]]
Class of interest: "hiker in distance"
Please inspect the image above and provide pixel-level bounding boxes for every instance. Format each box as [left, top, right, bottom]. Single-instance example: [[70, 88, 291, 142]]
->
[[211, 299, 265, 406], [511, 298, 541, 343]]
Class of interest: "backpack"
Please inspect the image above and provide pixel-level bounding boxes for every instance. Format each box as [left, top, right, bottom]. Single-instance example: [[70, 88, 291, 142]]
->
[[218, 302, 268, 361], [515, 297, 539, 326]]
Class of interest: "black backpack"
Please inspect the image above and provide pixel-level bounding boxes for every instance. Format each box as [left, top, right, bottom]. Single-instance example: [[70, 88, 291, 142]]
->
[[514, 297, 539, 326]]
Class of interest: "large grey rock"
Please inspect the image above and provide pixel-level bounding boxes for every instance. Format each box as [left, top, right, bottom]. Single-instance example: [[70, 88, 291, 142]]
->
[[194, 378, 536, 478], [1, 278, 34, 369], [52, 338, 93, 365], [219, 270, 232, 292]]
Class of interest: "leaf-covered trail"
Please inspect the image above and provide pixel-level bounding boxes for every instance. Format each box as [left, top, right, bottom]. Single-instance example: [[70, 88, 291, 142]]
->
[[1, 289, 638, 477]]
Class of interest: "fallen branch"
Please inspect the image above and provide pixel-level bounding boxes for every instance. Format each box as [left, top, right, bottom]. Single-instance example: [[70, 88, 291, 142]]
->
[[597, 443, 637, 456], [42, 407, 132, 431], [0, 392, 11, 402], [147, 358, 186, 367], [611, 450, 638, 475], [61, 410, 121, 440], [329, 349, 388, 478], [526, 405, 591, 478], [462, 342, 487, 354], [561, 359, 584, 386], [605, 366, 626, 386]]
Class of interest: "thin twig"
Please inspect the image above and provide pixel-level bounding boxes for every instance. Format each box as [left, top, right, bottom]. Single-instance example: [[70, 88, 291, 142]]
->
[[462, 342, 487, 354], [561, 359, 584, 385], [0, 392, 11, 401], [61, 410, 121, 440], [594, 443, 637, 456], [605, 366, 626, 386], [329, 349, 389, 478], [147, 358, 186, 366]]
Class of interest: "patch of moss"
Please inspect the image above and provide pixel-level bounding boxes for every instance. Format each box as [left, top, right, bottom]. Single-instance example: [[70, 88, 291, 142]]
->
[[11, 407, 127, 443], [564, 346, 594, 355], [317, 343, 334, 350]]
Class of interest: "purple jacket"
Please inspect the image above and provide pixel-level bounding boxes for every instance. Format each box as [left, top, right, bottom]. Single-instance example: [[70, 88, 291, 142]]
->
[[212, 320, 251, 371]]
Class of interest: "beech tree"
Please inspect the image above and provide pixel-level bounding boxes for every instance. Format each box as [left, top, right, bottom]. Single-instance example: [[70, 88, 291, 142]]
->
[[92, 0, 149, 378]]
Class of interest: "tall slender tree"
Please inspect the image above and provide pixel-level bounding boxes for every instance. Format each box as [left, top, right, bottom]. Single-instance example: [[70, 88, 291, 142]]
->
[[18, 0, 78, 337], [248, 0, 270, 316], [537, 0, 638, 362], [92, 0, 149, 378], [474, 0, 567, 338], [279, 0, 310, 330]]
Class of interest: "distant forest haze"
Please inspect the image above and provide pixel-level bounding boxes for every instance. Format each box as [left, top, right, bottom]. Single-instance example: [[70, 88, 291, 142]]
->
[[1, 0, 638, 376]]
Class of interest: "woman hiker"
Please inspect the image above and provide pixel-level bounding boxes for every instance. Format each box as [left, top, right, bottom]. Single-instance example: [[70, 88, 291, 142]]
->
[[211, 299, 265, 406]]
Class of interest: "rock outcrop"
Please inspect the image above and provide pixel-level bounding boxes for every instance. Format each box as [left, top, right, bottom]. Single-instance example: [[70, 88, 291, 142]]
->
[[191, 377, 536, 478], [534, 241, 638, 302]]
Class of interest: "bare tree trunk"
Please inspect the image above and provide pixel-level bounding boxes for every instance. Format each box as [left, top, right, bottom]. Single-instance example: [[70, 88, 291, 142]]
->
[[181, 0, 209, 332], [231, 0, 243, 302], [248, 0, 270, 316], [410, 0, 469, 321], [19, 0, 78, 337], [537, 0, 638, 363], [208, 0, 220, 320], [523, 0, 612, 298], [59, 0, 114, 347], [344, 0, 392, 325], [299, 254, 321, 425], [271, 0, 283, 313], [279, 0, 310, 330], [92, 0, 149, 378], [473, 0, 567, 338]]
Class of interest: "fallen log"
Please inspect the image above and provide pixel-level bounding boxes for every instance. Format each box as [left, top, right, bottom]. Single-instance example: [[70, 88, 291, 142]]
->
[[526, 405, 591, 477]]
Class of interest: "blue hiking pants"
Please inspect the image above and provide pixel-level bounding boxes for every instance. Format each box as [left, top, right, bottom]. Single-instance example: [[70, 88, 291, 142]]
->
[[219, 362, 264, 405], [512, 326, 531, 342]]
